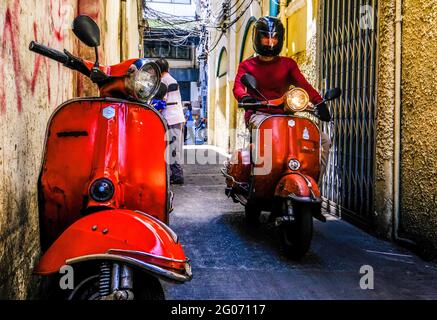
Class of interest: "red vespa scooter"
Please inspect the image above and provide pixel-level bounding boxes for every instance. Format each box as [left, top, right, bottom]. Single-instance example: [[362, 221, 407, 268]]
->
[[29, 15, 192, 299], [222, 74, 341, 259]]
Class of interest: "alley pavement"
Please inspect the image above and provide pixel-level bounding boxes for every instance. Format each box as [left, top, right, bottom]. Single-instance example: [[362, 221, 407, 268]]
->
[[163, 147, 437, 300]]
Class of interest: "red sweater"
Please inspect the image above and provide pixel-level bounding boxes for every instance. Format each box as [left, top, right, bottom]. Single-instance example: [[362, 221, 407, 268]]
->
[[233, 56, 323, 123]]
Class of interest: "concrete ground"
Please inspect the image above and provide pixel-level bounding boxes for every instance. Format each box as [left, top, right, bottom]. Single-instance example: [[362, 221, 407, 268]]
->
[[163, 148, 437, 300]]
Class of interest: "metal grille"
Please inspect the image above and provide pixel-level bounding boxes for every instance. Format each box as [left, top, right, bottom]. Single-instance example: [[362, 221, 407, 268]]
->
[[320, 0, 379, 227]]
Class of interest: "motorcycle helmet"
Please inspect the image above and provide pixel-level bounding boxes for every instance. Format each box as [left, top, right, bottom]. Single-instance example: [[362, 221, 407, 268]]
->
[[252, 16, 285, 57]]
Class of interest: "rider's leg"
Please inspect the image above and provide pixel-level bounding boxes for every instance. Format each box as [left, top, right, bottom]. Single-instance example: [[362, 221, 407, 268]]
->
[[319, 131, 331, 186]]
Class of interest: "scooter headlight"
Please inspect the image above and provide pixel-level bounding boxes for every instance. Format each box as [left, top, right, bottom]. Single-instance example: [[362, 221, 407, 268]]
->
[[125, 59, 161, 103], [288, 159, 301, 171], [285, 88, 309, 112], [90, 178, 115, 202]]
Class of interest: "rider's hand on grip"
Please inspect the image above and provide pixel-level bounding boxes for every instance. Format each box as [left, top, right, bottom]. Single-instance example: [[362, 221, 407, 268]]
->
[[239, 96, 261, 110]]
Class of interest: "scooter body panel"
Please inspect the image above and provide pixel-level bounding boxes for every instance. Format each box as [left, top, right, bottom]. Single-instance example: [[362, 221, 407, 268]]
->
[[34, 210, 188, 278], [39, 98, 169, 250], [252, 115, 320, 200]]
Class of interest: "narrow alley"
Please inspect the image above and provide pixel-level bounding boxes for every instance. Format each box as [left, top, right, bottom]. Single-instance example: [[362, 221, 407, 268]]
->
[[164, 148, 437, 300]]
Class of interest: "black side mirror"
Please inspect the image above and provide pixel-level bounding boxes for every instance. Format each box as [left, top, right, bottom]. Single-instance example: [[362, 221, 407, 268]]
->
[[324, 88, 342, 101], [241, 74, 257, 91], [73, 15, 101, 48]]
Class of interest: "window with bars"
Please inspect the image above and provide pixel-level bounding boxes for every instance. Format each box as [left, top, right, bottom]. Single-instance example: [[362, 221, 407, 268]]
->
[[144, 40, 191, 60]]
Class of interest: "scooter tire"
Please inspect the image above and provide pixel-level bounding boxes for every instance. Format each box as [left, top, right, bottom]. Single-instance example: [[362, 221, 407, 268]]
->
[[65, 266, 165, 300], [279, 203, 313, 259]]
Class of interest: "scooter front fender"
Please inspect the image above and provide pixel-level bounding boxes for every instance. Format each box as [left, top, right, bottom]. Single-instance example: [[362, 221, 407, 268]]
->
[[34, 210, 192, 283], [274, 173, 321, 203]]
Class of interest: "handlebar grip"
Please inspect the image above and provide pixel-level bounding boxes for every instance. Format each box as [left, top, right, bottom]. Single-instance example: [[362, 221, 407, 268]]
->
[[238, 102, 263, 108], [29, 41, 68, 65]]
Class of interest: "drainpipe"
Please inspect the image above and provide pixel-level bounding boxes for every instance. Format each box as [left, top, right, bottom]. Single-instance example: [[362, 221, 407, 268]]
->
[[393, 0, 415, 246]]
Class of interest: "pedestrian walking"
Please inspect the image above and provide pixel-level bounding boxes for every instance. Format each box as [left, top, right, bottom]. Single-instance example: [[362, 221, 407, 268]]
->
[[155, 58, 185, 185], [184, 103, 195, 145]]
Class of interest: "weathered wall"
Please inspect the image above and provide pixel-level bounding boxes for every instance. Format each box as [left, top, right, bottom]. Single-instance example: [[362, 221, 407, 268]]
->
[[374, 0, 396, 238], [0, 0, 79, 299], [400, 0, 437, 255], [0, 0, 141, 299]]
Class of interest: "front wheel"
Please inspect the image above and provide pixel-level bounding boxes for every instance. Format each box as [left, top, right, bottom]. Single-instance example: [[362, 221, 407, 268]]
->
[[66, 263, 165, 300], [278, 202, 313, 259]]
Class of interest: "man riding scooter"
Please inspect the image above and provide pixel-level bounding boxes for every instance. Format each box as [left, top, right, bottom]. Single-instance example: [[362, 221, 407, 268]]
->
[[233, 16, 332, 184]]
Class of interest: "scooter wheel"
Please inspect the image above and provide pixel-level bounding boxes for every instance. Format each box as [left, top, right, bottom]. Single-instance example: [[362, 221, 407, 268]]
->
[[64, 265, 165, 300], [245, 203, 261, 224], [279, 203, 313, 259]]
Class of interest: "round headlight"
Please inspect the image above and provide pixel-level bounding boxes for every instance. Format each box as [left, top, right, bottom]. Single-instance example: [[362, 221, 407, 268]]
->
[[285, 88, 309, 112], [125, 59, 161, 103], [288, 159, 301, 171], [90, 178, 115, 202]]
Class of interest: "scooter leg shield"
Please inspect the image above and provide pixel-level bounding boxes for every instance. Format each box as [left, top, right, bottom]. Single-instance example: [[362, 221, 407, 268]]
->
[[34, 210, 192, 283]]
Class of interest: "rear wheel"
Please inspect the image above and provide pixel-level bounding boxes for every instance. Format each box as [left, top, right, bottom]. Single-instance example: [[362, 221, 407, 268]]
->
[[278, 201, 313, 259]]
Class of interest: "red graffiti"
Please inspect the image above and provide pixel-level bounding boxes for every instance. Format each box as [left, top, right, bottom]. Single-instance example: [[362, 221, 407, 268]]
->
[[0, 0, 94, 113], [0, 3, 23, 113]]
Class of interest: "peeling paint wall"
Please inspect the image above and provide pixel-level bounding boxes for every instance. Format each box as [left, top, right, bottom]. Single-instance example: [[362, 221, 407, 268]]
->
[[400, 0, 437, 255], [0, 0, 141, 299]]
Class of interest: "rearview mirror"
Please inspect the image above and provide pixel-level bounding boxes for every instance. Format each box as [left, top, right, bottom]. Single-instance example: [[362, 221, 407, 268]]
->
[[72, 15, 101, 48], [241, 74, 257, 91], [324, 88, 342, 101]]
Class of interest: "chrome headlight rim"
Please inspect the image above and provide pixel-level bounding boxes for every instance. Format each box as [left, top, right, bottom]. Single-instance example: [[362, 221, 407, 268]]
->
[[125, 59, 161, 103], [285, 88, 310, 112]]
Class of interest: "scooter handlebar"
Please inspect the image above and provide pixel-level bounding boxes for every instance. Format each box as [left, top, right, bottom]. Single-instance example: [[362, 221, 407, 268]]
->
[[238, 102, 264, 108], [29, 41, 68, 65]]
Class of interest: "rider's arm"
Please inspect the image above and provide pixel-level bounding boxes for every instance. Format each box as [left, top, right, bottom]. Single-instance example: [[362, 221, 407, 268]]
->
[[288, 59, 323, 105], [288, 59, 331, 121], [233, 62, 251, 101]]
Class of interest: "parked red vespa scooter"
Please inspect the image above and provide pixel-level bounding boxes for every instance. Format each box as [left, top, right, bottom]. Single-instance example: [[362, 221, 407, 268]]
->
[[29, 15, 192, 299], [222, 74, 341, 259]]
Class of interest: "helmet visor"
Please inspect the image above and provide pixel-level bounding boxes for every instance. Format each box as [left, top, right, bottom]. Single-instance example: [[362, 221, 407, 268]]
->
[[259, 31, 279, 48]]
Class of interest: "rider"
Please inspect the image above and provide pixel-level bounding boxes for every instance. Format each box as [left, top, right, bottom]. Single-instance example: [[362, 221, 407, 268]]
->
[[233, 16, 331, 185]]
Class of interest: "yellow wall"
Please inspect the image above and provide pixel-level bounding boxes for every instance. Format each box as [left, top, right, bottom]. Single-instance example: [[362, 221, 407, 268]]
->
[[287, 6, 307, 56], [207, 0, 263, 151], [399, 0, 437, 256]]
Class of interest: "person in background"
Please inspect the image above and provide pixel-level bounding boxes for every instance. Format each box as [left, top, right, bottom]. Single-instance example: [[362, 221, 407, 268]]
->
[[184, 103, 195, 145], [155, 58, 185, 185]]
